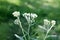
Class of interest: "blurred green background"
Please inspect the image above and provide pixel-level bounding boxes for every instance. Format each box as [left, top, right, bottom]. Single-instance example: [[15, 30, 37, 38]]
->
[[0, 0, 60, 40]]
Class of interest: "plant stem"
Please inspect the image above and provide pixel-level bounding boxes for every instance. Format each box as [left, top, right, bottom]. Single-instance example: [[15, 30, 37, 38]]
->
[[44, 25, 54, 40], [17, 17, 27, 40], [28, 22, 31, 40]]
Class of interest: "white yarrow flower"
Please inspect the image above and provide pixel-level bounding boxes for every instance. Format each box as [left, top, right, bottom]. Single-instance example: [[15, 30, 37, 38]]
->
[[23, 13, 30, 23], [23, 13, 38, 23], [44, 19, 50, 25], [23, 13, 38, 19], [14, 19, 19, 25], [31, 13, 38, 19], [51, 20, 56, 26], [12, 11, 20, 17]]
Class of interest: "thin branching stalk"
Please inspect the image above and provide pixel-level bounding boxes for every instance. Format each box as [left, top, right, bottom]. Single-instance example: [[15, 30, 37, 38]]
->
[[17, 17, 27, 40], [44, 25, 54, 40], [27, 19, 31, 40], [27, 16, 31, 40], [27, 14, 31, 40]]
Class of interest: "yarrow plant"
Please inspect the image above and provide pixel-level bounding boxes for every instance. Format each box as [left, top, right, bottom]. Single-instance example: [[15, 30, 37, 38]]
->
[[38, 19, 56, 40], [12, 11, 56, 40]]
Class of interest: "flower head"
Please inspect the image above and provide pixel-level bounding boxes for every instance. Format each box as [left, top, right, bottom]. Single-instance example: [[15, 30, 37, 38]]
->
[[23, 13, 38, 23], [12, 11, 20, 17], [14, 19, 19, 25], [44, 19, 50, 25], [31, 13, 38, 19], [51, 20, 56, 26], [23, 13, 38, 19]]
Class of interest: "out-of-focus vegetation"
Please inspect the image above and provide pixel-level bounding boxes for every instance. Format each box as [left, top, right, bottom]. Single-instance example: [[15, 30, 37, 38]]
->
[[0, 0, 60, 40]]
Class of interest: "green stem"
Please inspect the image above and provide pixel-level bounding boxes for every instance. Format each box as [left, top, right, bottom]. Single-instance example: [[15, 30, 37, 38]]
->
[[28, 22, 30, 40], [27, 16, 31, 40], [44, 25, 54, 40], [17, 17, 27, 40]]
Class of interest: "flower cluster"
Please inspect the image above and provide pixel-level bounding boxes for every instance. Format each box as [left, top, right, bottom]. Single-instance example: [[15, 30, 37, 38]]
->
[[43, 19, 56, 27], [14, 19, 19, 25], [44, 19, 50, 25], [39, 19, 56, 30], [23, 13, 38, 23], [12, 11, 20, 17], [51, 20, 56, 26]]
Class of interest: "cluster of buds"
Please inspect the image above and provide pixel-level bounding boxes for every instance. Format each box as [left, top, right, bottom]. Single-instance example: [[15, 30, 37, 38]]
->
[[44, 19, 56, 27], [44, 19, 50, 26], [38, 19, 56, 31], [12, 11, 20, 17], [12, 11, 38, 24], [23, 13, 38, 23]]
